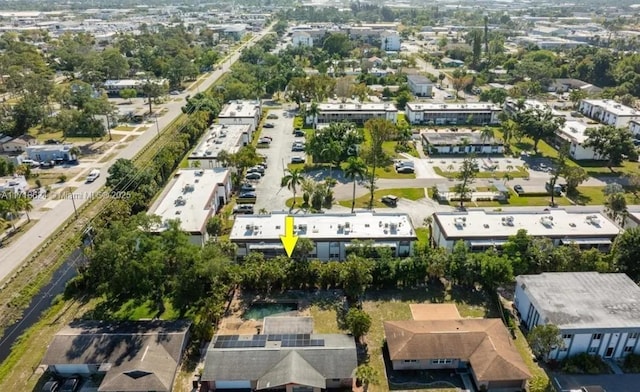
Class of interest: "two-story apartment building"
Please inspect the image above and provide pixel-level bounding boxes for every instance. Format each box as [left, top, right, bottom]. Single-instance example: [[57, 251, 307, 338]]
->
[[578, 99, 640, 128], [405, 102, 501, 126], [218, 100, 262, 131], [306, 102, 398, 126]]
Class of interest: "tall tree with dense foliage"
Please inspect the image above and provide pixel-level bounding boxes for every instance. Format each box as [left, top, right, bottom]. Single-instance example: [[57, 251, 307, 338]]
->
[[454, 155, 479, 209], [528, 324, 564, 361], [605, 192, 628, 225], [612, 227, 640, 281], [345, 308, 372, 343], [363, 118, 396, 209], [584, 125, 637, 170], [513, 108, 565, 153], [281, 168, 304, 212]]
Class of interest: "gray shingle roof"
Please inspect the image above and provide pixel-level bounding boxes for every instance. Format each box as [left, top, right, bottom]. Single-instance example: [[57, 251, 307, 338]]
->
[[257, 351, 326, 389], [201, 334, 356, 385], [41, 320, 190, 392]]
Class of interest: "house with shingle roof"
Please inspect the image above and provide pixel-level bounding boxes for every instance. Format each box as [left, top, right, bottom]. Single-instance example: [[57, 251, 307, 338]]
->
[[384, 315, 531, 391]]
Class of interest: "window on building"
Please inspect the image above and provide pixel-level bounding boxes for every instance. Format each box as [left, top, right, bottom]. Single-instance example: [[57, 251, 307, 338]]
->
[[431, 359, 453, 364], [630, 333, 639, 339], [593, 333, 603, 340], [560, 347, 568, 352], [624, 346, 634, 353], [562, 334, 573, 339], [403, 359, 418, 363], [588, 347, 597, 353]]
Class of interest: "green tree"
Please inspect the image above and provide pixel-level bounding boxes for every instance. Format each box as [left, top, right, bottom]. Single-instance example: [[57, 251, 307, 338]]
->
[[119, 88, 137, 103], [281, 168, 304, 213], [568, 89, 587, 108], [477, 250, 513, 292], [562, 166, 588, 196], [364, 118, 396, 209], [612, 227, 640, 281], [340, 255, 373, 301], [605, 192, 627, 225], [480, 126, 495, 154], [345, 308, 372, 343], [142, 80, 167, 114], [344, 157, 368, 213], [513, 108, 565, 153], [292, 237, 315, 262], [584, 125, 637, 170], [528, 324, 564, 361], [355, 364, 380, 388], [101, 47, 130, 79], [454, 156, 479, 209]]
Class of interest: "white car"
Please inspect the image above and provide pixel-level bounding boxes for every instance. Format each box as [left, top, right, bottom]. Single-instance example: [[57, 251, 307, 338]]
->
[[86, 169, 100, 183]]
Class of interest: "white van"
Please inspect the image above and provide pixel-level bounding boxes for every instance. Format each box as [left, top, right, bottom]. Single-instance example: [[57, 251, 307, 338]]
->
[[86, 169, 100, 183]]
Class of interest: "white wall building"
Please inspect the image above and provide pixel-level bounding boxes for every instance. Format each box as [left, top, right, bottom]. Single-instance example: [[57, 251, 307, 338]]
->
[[218, 100, 262, 131], [514, 272, 640, 361], [148, 168, 232, 246], [187, 124, 252, 168], [0, 175, 28, 194], [230, 212, 417, 260], [406, 75, 433, 98], [421, 131, 504, 155], [432, 209, 621, 252], [380, 30, 401, 51], [578, 99, 640, 128], [306, 102, 398, 126], [556, 120, 602, 160], [0, 135, 32, 152], [405, 102, 502, 125], [292, 31, 313, 47], [103, 79, 167, 96], [629, 119, 640, 137]]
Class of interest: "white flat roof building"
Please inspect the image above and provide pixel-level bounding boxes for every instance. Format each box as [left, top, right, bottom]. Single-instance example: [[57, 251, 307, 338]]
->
[[148, 168, 232, 246], [230, 212, 417, 260], [306, 102, 398, 126], [514, 272, 640, 361], [218, 100, 262, 131], [0, 175, 28, 194], [187, 124, 251, 168], [405, 102, 501, 126], [579, 99, 640, 127], [432, 209, 621, 251], [556, 120, 602, 160]]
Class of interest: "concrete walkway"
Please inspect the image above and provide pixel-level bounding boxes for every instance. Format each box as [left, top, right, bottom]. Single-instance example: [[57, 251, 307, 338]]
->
[[605, 359, 625, 375]]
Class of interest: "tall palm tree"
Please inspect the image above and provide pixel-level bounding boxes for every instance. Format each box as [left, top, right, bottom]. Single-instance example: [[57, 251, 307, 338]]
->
[[281, 168, 304, 213], [480, 126, 495, 155], [69, 146, 81, 161], [343, 157, 368, 213], [307, 101, 319, 129], [18, 196, 32, 223]]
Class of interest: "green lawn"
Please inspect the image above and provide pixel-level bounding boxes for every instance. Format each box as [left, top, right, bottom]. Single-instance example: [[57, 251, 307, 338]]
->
[[415, 227, 429, 246], [337, 188, 426, 209], [434, 166, 529, 179], [88, 298, 181, 321], [570, 186, 639, 206]]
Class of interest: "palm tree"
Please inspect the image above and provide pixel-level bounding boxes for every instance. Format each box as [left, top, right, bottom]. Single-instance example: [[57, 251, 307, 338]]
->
[[308, 101, 319, 129], [18, 196, 32, 223], [605, 192, 628, 225], [69, 146, 81, 161], [480, 126, 495, 155], [281, 168, 304, 213], [343, 157, 368, 213]]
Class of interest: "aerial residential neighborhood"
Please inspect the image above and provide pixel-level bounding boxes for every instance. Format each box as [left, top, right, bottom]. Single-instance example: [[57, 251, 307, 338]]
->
[[2, 1, 640, 392]]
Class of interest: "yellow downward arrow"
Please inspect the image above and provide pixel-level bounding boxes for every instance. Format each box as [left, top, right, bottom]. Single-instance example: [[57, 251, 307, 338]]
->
[[280, 215, 298, 257]]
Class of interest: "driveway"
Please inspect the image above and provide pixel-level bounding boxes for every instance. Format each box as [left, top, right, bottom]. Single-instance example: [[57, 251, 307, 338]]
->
[[253, 108, 298, 211], [554, 374, 640, 392]]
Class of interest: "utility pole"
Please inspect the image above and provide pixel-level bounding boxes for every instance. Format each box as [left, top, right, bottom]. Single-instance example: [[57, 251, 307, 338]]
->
[[155, 115, 160, 137], [70, 193, 78, 219]]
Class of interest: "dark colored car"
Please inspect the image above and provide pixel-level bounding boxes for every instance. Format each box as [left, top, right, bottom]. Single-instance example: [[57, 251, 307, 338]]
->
[[294, 130, 305, 137], [267, 113, 278, 119], [233, 204, 254, 214], [248, 166, 265, 174], [60, 376, 81, 392], [240, 183, 255, 192], [245, 172, 262, 180], [381, 195, 399, 206], [239, 192, 257, 199], [263, 123, 275, 128], [45, 139, 61, 145], [514, 185, 524, 195]]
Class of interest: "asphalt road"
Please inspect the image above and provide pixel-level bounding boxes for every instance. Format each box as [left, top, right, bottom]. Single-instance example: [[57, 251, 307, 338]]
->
[[0, 27, 273, 283]]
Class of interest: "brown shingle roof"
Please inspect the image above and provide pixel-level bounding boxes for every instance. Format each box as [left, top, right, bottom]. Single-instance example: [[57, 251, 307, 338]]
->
[[384, 319, 531, 383]]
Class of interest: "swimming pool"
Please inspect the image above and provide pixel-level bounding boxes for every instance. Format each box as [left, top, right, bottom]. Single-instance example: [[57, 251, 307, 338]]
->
[[242, 302, 298, 320]]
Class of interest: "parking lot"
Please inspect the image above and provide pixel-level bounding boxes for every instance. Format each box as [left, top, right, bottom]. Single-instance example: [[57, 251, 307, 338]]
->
[[251, 108, 301, 211]]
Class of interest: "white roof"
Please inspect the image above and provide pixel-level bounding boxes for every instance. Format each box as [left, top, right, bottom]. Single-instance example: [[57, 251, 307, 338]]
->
[[557, 120, 591, 144], [406, 102, 501, 112], [0, 175, 28, 193], [189, 124, 249, 160], [230, 212, 416, 241], [149, 168, 230, 234], [581, 99, 640, 117], [315, 102, 397, 112], [434, 209, 621, 240], [219, 100, 261, 118]]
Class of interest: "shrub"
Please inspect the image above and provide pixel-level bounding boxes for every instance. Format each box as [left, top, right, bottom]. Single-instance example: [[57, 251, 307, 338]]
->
[[623, 353, 640, 373], [561, 353, 610, 374]]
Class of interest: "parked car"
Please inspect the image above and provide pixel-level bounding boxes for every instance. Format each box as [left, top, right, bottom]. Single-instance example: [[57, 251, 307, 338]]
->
[[169, 90, 181, 95], [41, 380, 60, 392], [294, 130, 305, 137], [267, 113, 278, 119], [381, 195, 399, 206], [60, 376, 81, 392], [263, 123, 275, 128], [395, 160, 414, 169], [513, 185, 524, 195], [396, 166, 414, 173], [291, 156, 306, 164], [240, 183, 255, 192], [248, 166, 265, 175], [261, 136, 273, 141], [86, 169, 100, 183], [245, 172, 262, 180], [233, 204, 255, 214], [257, 162, 268, 169], [258, 137, 272, 144], [292, 143, 305, 152], [45, 139, 61, 145], [239, 191, 257, 199]]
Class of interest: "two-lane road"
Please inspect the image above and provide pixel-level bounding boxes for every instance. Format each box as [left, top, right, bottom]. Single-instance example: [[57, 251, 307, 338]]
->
[[0, 28, 273, 283]]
